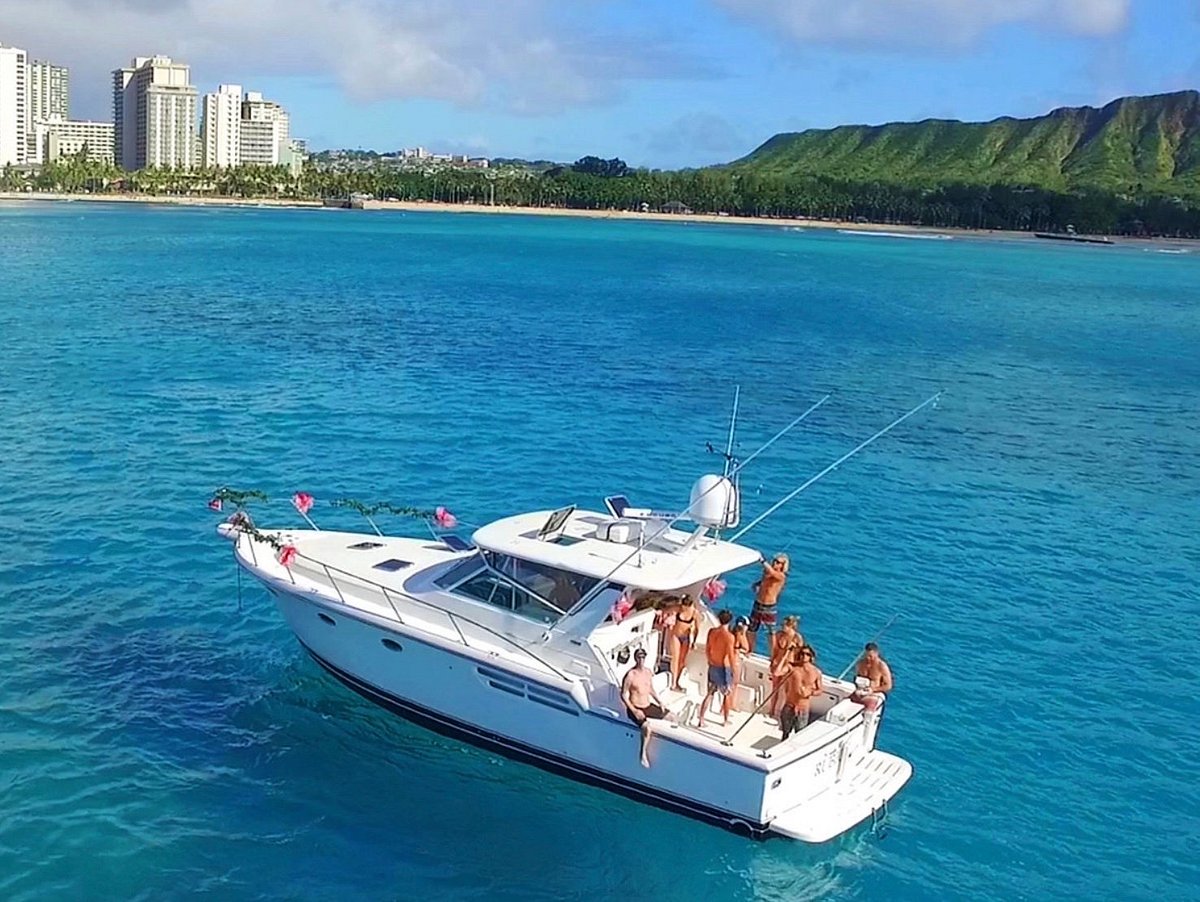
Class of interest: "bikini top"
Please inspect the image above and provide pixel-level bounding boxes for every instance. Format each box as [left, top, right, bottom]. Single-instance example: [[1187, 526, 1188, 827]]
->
[[676, 612, 695, 625]]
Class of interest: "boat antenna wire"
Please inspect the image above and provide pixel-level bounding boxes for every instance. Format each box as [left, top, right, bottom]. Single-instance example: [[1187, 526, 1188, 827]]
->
[[563, 392, 833, 616], [730, 391, 943, 543]]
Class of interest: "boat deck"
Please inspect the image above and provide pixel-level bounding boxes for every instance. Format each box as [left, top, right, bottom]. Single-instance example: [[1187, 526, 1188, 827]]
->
[[648, 656, 866, 760]]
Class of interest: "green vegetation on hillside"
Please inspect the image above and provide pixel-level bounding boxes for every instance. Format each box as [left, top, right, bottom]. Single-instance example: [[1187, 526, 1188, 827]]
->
[[734, 91, 1200, 198], [6, 92, 1200, 236]]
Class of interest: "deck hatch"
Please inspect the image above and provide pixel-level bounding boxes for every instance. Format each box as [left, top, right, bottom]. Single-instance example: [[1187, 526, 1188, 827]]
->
[[348, 541, 385, 550], [373, 558, 413, 571]]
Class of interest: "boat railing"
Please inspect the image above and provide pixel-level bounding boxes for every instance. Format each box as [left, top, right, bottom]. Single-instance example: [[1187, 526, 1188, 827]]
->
[[237, 531, 573, 683]]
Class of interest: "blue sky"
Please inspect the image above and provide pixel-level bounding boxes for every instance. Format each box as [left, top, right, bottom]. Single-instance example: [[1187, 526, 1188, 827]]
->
[[6, 0, 1200, 167]]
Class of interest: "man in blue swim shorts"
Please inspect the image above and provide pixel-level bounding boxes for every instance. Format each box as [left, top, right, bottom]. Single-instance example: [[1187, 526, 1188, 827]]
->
[[698, 610, 736, 728]]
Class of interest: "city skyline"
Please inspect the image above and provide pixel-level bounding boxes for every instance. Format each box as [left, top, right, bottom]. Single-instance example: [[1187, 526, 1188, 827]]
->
[[3, 1, 1200, 168]]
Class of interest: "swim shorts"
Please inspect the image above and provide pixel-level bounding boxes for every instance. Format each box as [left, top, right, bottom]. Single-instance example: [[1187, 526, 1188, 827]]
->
[[707, 664, 732, 693]]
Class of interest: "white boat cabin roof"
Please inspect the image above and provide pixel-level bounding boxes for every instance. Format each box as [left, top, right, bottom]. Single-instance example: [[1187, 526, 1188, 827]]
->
[[471, 506, 761, 592]]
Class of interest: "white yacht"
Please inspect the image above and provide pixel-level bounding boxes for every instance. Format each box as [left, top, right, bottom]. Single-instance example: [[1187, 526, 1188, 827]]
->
[[216, 467, 915, 843]]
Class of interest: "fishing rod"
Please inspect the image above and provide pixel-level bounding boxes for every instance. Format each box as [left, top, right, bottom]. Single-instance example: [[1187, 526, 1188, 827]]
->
[[562, 392, 833, 616], [730, 391, 942, 543], [837, 612, 900, 680]]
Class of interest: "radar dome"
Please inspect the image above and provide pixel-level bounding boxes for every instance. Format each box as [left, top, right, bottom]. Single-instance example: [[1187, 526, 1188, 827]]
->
[[689, 474, 740, 529]]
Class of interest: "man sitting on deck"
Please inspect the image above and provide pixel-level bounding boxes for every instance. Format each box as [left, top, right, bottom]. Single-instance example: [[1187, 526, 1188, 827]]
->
[[698, 610, 737, 729], [622, 648, 667, 768]]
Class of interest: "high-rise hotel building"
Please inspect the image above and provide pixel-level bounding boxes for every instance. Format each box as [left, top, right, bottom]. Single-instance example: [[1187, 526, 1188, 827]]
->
[[202, 85, 303, 172], [239, 91, 291, 166], [0, 44, 28, 165], [201, 83, 242, 168], [27, 59, 68, 124], [25, 58, 70, 164], [113, 55, 198, 170]]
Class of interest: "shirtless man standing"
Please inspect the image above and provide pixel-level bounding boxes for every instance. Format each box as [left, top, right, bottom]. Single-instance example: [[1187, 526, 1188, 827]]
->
[[853, 641, 893, 713], [622, 647, 666, 767], [779, 646, 822, 739], [698, 610, 736, 728], [748, 553, 789, 654]]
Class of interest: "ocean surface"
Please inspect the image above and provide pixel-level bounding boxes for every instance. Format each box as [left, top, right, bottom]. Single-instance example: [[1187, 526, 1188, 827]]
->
[[1, 201, 1197, 901]]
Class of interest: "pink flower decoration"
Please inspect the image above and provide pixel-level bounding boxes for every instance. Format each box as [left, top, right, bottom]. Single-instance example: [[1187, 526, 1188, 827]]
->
[[279, 544, 298, 567], [612, 593, 633, 623], [208, 498, 223, 512], [434, 506, 457, 529], [292, 492, 315, 516], [703, 578, 727, 602]]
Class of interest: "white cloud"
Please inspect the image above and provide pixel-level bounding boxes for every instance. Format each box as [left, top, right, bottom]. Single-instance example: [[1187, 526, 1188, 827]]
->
[[716, 0, 1130, 49], [1, 0, 705, 120]]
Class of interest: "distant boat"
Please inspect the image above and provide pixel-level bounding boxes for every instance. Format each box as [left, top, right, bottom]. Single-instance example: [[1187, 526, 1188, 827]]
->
[[837, 229, 952, 241], [1034, 225, 1113, 245]]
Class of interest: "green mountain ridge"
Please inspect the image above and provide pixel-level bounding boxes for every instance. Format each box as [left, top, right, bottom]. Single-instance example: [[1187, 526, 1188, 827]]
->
[[733, 91, 1200, 197]]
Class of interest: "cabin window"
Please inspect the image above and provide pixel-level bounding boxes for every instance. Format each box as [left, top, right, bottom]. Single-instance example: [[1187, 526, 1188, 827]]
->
[[454, 572, 561, 625], [433, 555, 484, 589], [483, 552, 599, 611]]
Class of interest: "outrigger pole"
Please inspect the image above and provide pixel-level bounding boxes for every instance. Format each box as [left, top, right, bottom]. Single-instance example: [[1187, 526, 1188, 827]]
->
[[730, 391, 943, 543]]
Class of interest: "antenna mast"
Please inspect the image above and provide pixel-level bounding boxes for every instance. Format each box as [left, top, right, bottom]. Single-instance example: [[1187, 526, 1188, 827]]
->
[[563, 392, 832, 616], [722, 384, 740, 479]]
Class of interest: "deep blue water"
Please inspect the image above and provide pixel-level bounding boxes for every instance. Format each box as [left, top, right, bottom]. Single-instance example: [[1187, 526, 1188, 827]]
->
[[1, 202, 1198, 901]]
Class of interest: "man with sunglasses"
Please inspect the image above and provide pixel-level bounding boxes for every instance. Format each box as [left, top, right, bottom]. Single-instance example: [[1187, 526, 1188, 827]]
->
[[779, 645, 822, 739]]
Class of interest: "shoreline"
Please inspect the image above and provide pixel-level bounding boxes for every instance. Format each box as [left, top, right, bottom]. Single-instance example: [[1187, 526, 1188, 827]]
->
[[2, 191, 1196, 248]]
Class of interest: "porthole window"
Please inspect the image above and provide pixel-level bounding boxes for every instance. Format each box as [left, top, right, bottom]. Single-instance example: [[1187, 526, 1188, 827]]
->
[[381, 638, 402, 652], [317, 612, 336, 626]]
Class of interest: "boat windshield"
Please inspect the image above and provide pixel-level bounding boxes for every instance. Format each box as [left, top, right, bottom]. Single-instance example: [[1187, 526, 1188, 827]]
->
[[483, 551, 601, 612], [433, 553, 568, 625]]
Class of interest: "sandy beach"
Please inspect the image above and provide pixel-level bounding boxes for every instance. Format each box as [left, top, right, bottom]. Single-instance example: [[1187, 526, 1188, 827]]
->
[[2, 191, 1195, 248]]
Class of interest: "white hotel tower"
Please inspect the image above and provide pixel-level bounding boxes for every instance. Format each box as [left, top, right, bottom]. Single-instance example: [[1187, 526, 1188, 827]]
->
[[0, 44, 28, 165], [113, 55, 198, 170], [202, 83, 242, 168]]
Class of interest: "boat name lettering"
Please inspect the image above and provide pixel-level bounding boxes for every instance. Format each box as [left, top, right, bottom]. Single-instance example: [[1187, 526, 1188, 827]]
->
[[813, 746, 839, 776]]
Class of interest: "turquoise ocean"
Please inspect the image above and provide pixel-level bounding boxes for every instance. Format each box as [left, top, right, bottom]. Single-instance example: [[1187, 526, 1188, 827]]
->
[[1, 202, 1197, 901]]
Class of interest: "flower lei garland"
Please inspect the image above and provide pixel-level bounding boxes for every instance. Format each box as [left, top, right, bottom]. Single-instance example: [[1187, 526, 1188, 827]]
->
[[208, 487, 458, 567]]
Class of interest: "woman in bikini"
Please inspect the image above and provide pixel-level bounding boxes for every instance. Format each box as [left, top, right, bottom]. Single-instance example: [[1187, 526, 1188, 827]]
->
[[769, 615, 803, 718], [670, 595, 699, 691], [730, 616, 752, 690]]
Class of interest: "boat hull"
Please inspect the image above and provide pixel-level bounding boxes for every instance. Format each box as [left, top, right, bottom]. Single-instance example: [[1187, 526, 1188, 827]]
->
[[260, 576, 908, 841], [299, 641, 777, 836]]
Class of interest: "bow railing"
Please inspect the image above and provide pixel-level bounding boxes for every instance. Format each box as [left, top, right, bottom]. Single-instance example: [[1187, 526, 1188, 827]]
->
[[236, 531, 573, 683]]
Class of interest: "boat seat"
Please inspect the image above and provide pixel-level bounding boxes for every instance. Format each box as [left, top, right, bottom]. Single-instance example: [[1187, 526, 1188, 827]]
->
[[824, 697, 864, 725]]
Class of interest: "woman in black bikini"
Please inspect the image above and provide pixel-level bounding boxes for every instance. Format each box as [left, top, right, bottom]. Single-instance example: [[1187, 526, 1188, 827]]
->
[[670, 595, 698, 691]]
